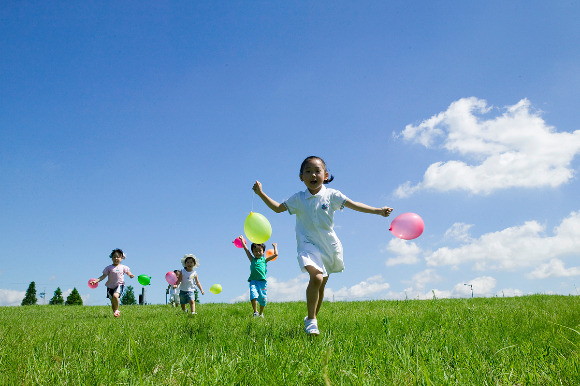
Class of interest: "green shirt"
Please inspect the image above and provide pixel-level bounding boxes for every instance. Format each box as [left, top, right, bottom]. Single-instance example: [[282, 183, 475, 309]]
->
[[248, 256, 267, 281]]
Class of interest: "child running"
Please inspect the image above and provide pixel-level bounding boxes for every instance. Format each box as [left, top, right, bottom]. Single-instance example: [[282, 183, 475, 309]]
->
[[90, 248, 135, 318], [237, 236, 278, 317], [175, 254, 205, 315], [166, 270, 180, 307], [252, 156, 393, 335]]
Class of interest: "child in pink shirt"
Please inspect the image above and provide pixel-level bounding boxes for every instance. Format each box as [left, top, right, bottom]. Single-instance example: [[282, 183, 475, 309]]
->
[[90, 249, 134, 317]]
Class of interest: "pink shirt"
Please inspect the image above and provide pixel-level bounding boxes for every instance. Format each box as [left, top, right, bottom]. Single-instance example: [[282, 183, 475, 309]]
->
[[103, 264, 131, 289]]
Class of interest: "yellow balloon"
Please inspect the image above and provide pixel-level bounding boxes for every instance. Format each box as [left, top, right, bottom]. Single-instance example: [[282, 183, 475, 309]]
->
[[244, 212, 272, 244], [210, 284, 222, 294]]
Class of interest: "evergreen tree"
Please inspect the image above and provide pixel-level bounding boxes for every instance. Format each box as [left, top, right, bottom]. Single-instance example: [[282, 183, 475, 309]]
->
[[21, 281, 37, 306], [121, 285, 137, 305], [65, 288, 83, 305], [49, 287, 64, 305]]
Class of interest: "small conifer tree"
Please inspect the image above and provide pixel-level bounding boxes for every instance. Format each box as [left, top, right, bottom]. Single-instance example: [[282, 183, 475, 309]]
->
[[21, 281, 38, 306], [65, 288, 83, 305], [121, 285, 137, 305], [49, 287, 64, 305]]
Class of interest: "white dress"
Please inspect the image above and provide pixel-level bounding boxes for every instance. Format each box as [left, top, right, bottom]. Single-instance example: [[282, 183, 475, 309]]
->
[[179, 269, 198, 292], [284, 185, 348, 277]]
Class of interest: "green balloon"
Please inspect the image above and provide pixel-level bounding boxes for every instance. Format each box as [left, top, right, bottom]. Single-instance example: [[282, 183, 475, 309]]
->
[[244, 212, 272, 244], [138, 275, 151, 286]]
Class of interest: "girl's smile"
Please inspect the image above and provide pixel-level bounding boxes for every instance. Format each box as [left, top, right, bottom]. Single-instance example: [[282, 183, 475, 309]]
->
[[111, 256, 123, 266], [300, 159, 329, 194]]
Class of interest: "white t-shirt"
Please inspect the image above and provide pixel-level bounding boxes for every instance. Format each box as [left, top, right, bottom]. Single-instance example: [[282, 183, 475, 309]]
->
[[284, 185, 348, 275], [179, 269, 198, 292]]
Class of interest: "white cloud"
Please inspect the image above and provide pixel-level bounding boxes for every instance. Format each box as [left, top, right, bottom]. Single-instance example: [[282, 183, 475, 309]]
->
[[403, 269, 442, 291], [384, 238, 421, 266], [452, 276, 497, 297], [232, 274, 392, 303], [328, 275, 390, 301], [444, 222, 474, 242], [527, 258, 580, 279], [426, 210, 580, 271], [231, 274, 309, 303], [0, 289, 25, 306], [392, 275, 498, 300], [496, 288, 524, 297], [395, 97, 580, 196]]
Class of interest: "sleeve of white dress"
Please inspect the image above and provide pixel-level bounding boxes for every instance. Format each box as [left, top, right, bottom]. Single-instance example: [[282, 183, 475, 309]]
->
[[283, 192, 301, 215]]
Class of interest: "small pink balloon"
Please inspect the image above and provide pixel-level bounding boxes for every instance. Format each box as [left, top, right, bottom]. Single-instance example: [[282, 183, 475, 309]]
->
[[165, 271, 178, 285], [389, 213, 424, 240], [88, 278, 99, 289], [233, 238, 244, 248]]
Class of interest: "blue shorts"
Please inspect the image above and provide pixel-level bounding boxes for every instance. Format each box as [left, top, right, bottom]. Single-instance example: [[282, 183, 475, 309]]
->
[[249, 280, 267, 307], [107, 285, 125, 300], [179, 290, 196, 304]]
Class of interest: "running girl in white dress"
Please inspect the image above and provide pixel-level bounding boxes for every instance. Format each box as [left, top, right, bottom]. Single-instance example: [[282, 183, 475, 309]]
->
[[252, 156, 393, 335]]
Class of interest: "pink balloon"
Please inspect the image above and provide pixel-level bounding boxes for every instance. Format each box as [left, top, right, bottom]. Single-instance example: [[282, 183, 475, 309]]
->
[[88, 278, 99, 289], [233, 238, 244, 248], [389, 213, 424, 240], [165, 271, 178, 285]]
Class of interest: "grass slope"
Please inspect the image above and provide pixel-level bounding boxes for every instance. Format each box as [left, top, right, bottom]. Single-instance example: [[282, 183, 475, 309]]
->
[[1, 295, 579, 385]]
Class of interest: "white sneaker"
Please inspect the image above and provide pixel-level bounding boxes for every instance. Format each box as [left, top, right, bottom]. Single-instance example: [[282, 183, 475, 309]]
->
[[304, 317, 319, 336], [253, 312, 260, 317]]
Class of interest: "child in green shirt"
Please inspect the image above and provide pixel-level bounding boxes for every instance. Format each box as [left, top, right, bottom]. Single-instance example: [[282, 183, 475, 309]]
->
[[237, 236, 278, 317]]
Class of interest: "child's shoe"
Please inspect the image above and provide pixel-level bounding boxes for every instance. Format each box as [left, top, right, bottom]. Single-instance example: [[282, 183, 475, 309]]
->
[[304, 317, 319, 336], [114, 310, 121, 318], [253, 312, 260, 317]]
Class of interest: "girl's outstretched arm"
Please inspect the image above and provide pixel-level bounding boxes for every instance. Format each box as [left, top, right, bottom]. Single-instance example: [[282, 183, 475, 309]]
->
[[253, 181, 287, 213], [265, 242, 278, 263], [91, 274, 107, 285], [239, 236, 254, 262], [344, 199, 393, 217], [194, 276, 204, 295]]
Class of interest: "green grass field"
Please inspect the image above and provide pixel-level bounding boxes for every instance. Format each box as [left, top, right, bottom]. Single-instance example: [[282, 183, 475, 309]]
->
[[1, 295, 579, 385]]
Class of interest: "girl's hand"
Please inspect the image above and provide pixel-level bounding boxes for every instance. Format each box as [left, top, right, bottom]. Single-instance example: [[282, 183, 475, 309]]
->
[[129, 274, 135, 278], [252, 181, 263, 195], [272, 243, 277, 247], [380, 207, 394, 217]]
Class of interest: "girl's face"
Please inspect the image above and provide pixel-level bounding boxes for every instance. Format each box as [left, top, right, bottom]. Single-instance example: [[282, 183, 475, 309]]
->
[[251, 245, 265, 258], [300, 158, 329, 194], [111, 255, 123, 266], [184, 258, 196, 270]]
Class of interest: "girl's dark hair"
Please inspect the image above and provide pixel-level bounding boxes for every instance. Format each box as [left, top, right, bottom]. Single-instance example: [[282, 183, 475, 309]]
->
[[299, 156, 334, 184], [109, 248, 124, 259], [251, 243, 266, 256]]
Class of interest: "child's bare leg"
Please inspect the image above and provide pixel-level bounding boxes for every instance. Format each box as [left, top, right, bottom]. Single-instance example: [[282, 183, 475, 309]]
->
[[111, 293, 120, 312], [259, 304, 265, 315], [181, 303, 187, 312], [251, 299, 258, 313], [315, 276, 329, 317], [305, 265, 324, 320], [189, 299, 196, 313]]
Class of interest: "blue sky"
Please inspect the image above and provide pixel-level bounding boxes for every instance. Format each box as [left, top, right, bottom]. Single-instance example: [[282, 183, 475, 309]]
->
[[2, 2, 580, 306]]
